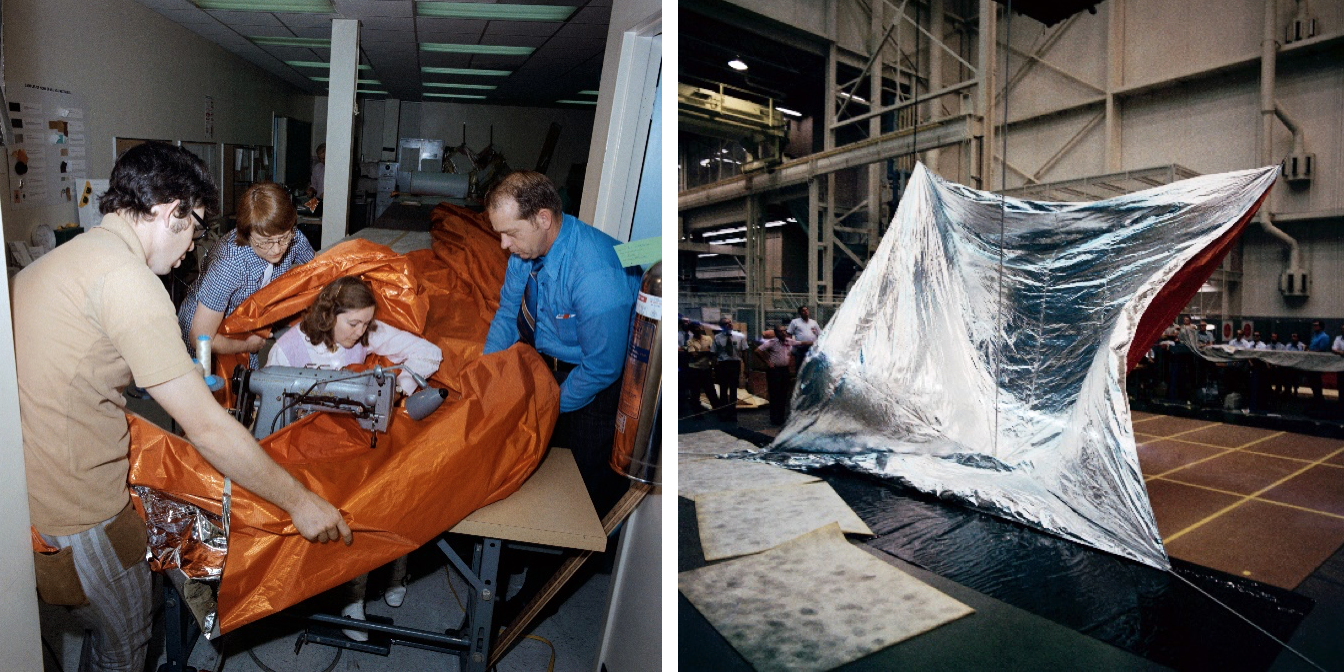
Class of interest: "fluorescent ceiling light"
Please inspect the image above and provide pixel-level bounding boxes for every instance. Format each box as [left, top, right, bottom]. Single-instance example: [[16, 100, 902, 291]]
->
[[838, 91, 868, 103], [312, 77, 381, 85], [556, 99, 597, 105], [287, 60, 371, 70], [425, 92, 488, 100], [416, 2, 575, 21], [715, 237, 747, 245], [776, 106, 802, 117], [358, 90, 388, 95], [578, 90, 599, 95], [424, 82, 497, 90], [251, 36, 330, 48], [728, 58, 748, 71], [703, 227, 746, 237], [698, 254, 720, 258], [421, 43, 534, 56], [195, 0, 332, 12], [422, 66, 511, 77]]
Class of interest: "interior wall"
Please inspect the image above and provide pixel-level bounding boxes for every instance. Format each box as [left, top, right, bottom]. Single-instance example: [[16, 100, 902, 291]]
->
[[0, 0, 314, 243], [996, 0, 1344, 319], [326, 96, 595, 187], [401, 101, 595, 187]]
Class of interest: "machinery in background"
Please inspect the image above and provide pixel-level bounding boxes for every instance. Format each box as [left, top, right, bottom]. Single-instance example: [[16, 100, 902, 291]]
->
[[679, 81, 787, 174]]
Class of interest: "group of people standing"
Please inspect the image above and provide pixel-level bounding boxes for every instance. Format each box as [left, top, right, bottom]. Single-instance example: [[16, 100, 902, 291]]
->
[[678, 306, 822, 426]]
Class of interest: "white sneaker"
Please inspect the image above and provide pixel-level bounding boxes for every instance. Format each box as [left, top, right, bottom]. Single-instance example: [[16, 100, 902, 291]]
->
[[340, 594, 368, 642], [385, 555, 408, 607]]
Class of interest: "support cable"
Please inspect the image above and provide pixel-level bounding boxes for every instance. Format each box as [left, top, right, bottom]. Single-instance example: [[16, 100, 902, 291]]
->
[[992, 1, 1011, 459], [1166, 569, 1326, 672]]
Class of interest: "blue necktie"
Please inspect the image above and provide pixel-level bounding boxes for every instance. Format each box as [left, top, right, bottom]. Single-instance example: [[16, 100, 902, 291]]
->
[[517, 260, 542, 346]]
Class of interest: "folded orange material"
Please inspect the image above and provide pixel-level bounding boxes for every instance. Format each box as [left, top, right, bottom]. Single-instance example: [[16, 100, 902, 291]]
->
[[125, 204, 559, 633]]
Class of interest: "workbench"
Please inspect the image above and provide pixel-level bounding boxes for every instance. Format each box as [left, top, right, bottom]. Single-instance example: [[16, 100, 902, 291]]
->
[[161, 447, 605, 672]]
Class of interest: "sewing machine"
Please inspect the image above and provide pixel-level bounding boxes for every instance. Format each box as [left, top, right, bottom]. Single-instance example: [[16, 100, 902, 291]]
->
[[230, 365, 397, 440]]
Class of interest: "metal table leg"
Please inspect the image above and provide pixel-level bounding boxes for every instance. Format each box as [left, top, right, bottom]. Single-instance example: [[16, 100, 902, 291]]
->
[[158, 578, 199, 672]]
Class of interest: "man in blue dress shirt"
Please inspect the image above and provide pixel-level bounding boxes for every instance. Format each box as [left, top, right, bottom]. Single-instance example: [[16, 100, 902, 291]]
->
[[483, 171, 641, 517]]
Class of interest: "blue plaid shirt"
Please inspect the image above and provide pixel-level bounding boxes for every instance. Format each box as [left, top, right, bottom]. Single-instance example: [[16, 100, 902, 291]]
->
[[177, 228, 314, 352]]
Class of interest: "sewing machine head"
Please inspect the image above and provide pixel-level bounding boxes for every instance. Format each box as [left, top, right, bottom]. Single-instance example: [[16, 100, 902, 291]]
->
[[231, 365, 397, 440]]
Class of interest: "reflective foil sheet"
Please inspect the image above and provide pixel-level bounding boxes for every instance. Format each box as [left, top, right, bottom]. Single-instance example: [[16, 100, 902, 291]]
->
[[134, 485, 227, 580], [761, 163, 1278, 570]]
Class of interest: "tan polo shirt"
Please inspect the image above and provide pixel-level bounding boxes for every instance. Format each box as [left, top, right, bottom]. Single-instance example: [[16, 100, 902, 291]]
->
[[14, 212, 197, 535]]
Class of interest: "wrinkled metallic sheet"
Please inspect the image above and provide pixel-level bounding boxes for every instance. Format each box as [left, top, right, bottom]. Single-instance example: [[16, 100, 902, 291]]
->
[[134, 485, 226, 580], [759, 163, 1279, 570]]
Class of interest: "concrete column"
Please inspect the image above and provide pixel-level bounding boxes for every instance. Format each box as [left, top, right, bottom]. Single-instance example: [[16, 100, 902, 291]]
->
[[1105, 0, 1125, 171], [976, 0, 997, 190], [321, 18, 360, 250]]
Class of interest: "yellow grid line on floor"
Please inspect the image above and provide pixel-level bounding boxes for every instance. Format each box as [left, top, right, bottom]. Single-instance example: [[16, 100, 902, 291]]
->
[[1137, 431, 1284, 453], [1132, 420, 1221, 440], [1161, 446, 1344, 544], [1143, 475, 1344, 522]]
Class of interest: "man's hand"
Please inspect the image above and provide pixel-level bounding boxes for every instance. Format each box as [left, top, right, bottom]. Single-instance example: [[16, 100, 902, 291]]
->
[[148, 372, 355, 546], [288, 490, 353, 545]]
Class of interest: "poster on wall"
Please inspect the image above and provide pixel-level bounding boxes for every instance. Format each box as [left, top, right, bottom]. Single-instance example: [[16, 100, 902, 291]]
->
[[7, 84, 88, 210]]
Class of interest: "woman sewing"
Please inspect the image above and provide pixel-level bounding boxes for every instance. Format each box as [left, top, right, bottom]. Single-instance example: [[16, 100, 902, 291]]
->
[[178, 182, 315, 363], [266, 275, 443, 639]]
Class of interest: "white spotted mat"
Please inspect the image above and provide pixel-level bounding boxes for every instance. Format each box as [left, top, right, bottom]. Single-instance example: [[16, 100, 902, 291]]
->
[[680, 523, 974, 671]]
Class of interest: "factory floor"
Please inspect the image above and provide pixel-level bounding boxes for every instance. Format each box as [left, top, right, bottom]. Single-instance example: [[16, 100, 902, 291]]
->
[[37, 397, 611, 672], [680, 405, 1344, 670]]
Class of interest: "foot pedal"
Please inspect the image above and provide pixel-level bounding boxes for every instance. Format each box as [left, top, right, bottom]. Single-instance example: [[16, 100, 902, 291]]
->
[[303, 613, 394, 656]]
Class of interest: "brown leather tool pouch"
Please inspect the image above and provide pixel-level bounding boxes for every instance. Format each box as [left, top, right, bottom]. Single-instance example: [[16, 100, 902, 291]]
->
[[105, 502, 149, 571], [33, 546, 87, 606]]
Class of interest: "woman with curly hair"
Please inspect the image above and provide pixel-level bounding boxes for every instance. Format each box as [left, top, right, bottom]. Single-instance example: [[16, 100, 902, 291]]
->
[[266, 275, 442, 640]]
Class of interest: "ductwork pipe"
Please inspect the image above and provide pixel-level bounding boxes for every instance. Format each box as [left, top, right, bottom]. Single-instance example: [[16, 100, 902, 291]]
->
[[1260, 0, 1306, 296]]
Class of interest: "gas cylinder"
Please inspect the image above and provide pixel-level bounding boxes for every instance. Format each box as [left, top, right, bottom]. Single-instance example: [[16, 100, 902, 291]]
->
[[610, 261, 661, 484]]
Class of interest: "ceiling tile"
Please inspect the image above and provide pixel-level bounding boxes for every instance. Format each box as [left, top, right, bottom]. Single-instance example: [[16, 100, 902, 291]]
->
[[554, 22, 607, 40], [205, 9, 288, 27], [332, 0, 412, 18], [356, 16, 414, 31], [569, 6, 610, 24], [149, 6, 215, 24], [482, 21, 562, 37], [466, 55, 531, 68], [468, 33, 549, 48], [419, 52, 475, 68], [286, 25, 334, 38], [130, 0, 610, 107], [539, 38, 605, 55], [417, 29, 485, 43], [260, 45, 318, 61], [279, 12, 339, 28], [416, 17, 487, 34], [241, 24, 304, 37], [358, 28, 416, 43]]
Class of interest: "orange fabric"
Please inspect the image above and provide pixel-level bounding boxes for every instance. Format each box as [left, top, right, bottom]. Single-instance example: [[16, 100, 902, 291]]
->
[[126, 205, 560, 633]]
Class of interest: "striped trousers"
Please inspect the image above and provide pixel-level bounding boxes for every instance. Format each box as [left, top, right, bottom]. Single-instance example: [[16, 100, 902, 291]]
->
[[42, 515, 153, 672]]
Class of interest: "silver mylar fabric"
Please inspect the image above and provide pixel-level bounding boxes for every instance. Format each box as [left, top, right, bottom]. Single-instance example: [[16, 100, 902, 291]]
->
[[762, 163, 1279, 570]]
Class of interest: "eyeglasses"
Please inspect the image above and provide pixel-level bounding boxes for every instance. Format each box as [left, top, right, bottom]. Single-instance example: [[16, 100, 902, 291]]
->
[[251, 231, 294, 252], [190, 210, 208, 241]]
